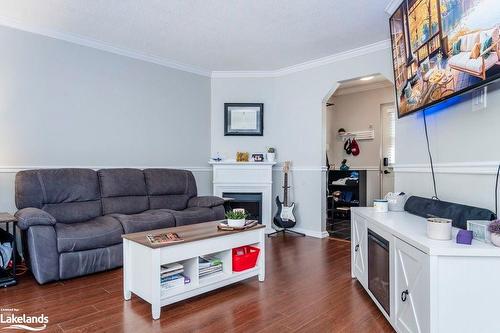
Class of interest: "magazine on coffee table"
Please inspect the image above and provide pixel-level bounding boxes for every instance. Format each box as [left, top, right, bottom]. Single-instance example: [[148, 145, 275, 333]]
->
[[147, 232, 183, 245]]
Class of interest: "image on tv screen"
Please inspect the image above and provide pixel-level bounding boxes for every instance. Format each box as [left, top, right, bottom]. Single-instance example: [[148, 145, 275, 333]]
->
[[390, 0, 499, 117]]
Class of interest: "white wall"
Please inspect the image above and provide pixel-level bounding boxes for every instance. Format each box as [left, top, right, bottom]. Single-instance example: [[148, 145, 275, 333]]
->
[[211, 49, 395, 236], [0, 25, 213, 212], [327, 85, 395, 205]]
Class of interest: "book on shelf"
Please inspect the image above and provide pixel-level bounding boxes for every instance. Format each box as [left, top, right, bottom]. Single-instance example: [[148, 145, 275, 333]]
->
[[147, 232, 183, 245], [199, 266, 223, 278], [198, 255, 223, 277], [161, 262, 184, 277], [161, 273, 190, 289]]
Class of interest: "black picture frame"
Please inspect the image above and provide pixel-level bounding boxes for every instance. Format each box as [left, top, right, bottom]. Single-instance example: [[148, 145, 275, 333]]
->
[[224, 103, 264, 136]]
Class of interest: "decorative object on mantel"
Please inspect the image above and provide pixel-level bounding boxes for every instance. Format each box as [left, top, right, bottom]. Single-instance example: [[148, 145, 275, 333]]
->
[[426, 217, 452, 240], [339, 159, 349, 171], [251, 153, 264, 162], [488, 220, 500, 247], [266, 147, 276, 162], [467, 220, 491, 243], [211, 151, 223, 162], [225, 209, 248, 228], [236, 152, 250, 162], [456, 230, 473, 245], [224, 103, 263, 136]]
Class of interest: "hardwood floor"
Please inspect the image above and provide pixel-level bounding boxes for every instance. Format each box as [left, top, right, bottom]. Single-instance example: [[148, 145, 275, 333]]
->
[[0, 236, 393, 332]]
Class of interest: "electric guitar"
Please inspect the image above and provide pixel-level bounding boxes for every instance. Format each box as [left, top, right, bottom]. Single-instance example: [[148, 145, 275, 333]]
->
[[274, 161, 296, 227]]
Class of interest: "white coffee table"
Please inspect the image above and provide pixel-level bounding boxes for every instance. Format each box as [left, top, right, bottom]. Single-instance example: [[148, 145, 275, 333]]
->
[[122, 221, 265, 319]]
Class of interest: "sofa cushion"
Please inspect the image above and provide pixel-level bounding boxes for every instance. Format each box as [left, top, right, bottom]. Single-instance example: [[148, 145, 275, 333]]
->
[[59, 243, 122, 280], [110, 209, 176, 234], [15, 169, 102, 223], [449, 51, 499, 74], [165, 207, 217, 226], [98, 169, 149, 215], [55, 216, 123, 252], [460, 32, 480, 52], [144, 169, 197, 210]]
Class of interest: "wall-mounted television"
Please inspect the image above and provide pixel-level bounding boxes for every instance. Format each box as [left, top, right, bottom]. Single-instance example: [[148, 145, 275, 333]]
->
[[389, 0, 499, 118]]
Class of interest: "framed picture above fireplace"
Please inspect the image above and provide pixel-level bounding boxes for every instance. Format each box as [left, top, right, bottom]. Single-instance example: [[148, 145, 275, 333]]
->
[[224, 103, 264, 136]]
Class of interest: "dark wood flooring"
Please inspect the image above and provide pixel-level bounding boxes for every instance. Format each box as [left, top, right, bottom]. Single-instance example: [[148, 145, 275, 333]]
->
[[0, 236, 393, 332]]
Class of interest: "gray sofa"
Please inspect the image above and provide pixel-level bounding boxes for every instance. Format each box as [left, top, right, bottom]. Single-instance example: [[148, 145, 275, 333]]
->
[[14, 168, 225, 284]]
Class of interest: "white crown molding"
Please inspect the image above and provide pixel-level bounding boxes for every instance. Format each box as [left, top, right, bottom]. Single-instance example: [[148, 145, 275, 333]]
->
[[0, 14, 391, 79], [394, 161, 500, 175], [0, 15, 211, 77], [0, 166, 212, 173], [334, 81, 394, 96], [385, 0, 403, 15], [211, 39, 392, 78]]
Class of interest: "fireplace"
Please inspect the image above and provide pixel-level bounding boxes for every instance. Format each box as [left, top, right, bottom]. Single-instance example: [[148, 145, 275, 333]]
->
[[223, 192, 262, 224]]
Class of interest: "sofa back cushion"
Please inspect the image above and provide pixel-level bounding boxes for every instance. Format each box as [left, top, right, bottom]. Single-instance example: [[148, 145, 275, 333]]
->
[[460, 32, 480, 52], [15, 169, 102, 223], [144, 169, 197, 210], [98, 168, 149, 215]]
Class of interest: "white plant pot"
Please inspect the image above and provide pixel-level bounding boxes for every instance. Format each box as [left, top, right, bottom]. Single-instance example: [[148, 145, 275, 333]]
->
[[491, 233, 500, 247], [227, 218, 246, 228], [266, 153, 276, 162]]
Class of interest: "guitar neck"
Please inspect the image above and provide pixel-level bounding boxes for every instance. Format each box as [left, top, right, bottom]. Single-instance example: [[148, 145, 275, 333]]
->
[[283, 173, 289, 206]]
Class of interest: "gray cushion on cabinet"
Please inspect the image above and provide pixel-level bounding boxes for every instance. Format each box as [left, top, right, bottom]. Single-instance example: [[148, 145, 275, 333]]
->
[[15, 169, 102, 224], [98, 169, 149, 215], [188, 196, 225, 208], [165, 207, 217, 226], [55, 216, 123, 252], [110, 209, 176, 234], [59, 244, 122, 280], [15, 207, 56, 230]]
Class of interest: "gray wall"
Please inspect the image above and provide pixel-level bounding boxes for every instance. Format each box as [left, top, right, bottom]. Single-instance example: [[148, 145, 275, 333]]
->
[[0, 26, 212, 212]]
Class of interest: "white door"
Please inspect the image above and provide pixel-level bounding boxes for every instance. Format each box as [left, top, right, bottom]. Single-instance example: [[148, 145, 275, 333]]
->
[[394, 238, 430, 333], [380, 103, 396, 197], [351, 214, 368, 288]]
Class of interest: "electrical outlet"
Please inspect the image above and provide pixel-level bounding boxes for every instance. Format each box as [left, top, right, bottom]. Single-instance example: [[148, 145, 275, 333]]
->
[[471, 86, 487, 112]]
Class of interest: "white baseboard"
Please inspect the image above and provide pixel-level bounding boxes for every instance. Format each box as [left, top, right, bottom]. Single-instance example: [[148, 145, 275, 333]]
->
[[289, 227, 329, 239]]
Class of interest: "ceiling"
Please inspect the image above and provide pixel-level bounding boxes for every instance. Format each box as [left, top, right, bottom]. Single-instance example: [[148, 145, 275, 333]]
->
[[0, 0, 391, 73]]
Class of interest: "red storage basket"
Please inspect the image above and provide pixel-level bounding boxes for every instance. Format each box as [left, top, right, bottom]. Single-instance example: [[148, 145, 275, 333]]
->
[[232, 246, 260, 272]]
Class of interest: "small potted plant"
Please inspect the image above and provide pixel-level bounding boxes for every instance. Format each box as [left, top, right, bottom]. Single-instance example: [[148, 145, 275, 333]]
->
[[488, 220, 500, 247], [225, 209, 248, 228], [267, 147, 276, 162]]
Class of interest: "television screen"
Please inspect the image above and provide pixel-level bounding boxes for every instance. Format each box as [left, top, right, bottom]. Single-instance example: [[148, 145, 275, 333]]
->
[[389, 0, 499, 117]]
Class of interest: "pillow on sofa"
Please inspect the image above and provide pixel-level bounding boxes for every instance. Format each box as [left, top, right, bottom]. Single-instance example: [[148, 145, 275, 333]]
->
[[452, 39, 461, 55], [481, 36, 493, 57], [460, 32, 480, 52], [470, 42, 481, 59]]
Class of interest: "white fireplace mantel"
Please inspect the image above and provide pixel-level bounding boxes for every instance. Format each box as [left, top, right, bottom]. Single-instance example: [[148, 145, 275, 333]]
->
[[209, 160, 276, 233]]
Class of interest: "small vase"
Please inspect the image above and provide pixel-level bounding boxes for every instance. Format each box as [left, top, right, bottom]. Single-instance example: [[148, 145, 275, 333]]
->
[[266, 153, 275, 162], [491, 233, 500, 247]]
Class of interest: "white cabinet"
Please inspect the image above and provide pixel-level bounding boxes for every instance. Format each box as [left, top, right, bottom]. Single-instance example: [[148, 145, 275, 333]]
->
[[351, 214, 368, 288], [393, 238, 430, 333]]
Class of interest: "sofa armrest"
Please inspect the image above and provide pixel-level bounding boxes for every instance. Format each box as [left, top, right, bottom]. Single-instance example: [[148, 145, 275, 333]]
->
[[188, 196, 225, 208], [15, 208, 56, 230]]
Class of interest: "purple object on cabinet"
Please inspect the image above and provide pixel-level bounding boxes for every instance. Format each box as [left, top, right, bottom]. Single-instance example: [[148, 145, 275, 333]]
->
[[456, 230, 473, 245]]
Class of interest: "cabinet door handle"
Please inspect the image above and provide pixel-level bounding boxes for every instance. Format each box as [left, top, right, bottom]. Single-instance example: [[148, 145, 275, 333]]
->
[[401, 289, 409, 302], [355, 244, 359, 252]]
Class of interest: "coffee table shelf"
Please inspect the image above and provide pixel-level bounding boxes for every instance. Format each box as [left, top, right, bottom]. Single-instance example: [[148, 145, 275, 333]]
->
[[122, 221, 265, 320]]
